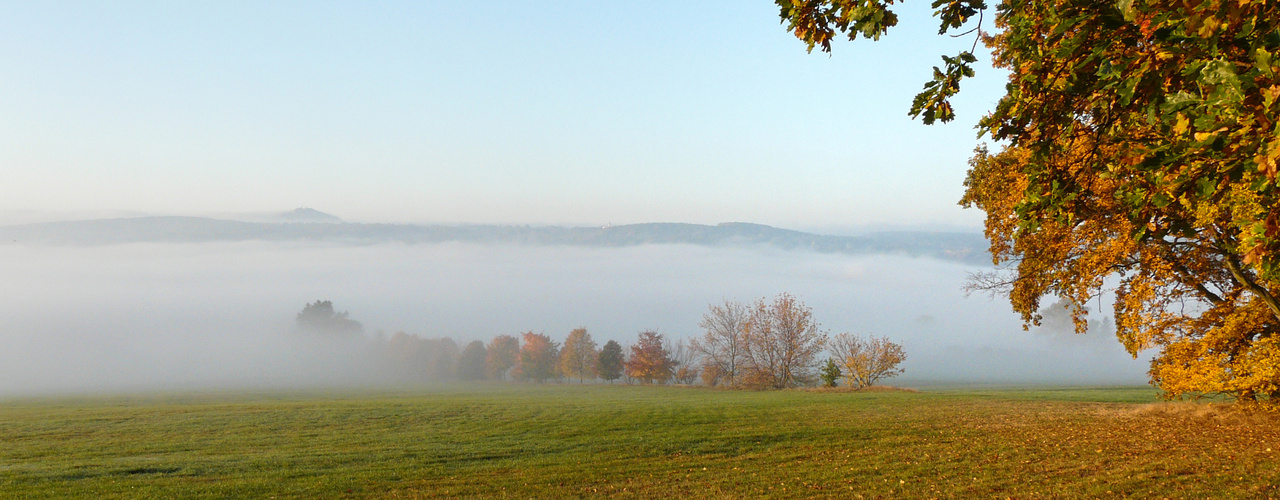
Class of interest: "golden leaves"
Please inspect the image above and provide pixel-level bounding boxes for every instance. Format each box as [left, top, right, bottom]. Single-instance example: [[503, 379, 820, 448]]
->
[[779, 0, 1280, 406], [964, 139, 1280, 405], [1172, 113, 1191, 136]]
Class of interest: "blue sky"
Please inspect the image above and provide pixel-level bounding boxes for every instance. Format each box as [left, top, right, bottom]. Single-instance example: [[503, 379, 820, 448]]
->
[[0, 1, 1007, 232]]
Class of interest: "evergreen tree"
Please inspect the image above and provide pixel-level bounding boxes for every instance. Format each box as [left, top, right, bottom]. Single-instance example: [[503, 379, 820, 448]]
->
[[597, 340, 625, 384], [819, 358, 842, 388]]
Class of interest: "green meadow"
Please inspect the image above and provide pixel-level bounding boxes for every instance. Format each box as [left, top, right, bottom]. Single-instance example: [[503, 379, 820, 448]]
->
[[2, 384, 1276, 498]]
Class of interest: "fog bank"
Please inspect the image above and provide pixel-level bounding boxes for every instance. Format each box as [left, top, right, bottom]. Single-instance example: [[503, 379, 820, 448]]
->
[[0, 242, 1150, 395]]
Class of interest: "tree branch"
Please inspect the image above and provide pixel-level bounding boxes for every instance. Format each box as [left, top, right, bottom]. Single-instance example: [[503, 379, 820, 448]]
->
[[1151, 238, 1226, 305], [1224, 252, 1280, 320]]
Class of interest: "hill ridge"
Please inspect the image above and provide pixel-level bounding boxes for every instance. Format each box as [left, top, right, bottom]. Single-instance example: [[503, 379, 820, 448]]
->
[[0, 217, 990, 264]]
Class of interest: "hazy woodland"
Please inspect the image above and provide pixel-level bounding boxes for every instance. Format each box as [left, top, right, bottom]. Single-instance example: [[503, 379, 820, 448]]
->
[[0, 237, 1148, 395]]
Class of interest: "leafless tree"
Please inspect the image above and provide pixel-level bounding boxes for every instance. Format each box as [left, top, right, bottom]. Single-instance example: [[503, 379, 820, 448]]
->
[[740, 293, 827, 389], [668, 338, 699, 385], [690, 299, 748, 387]]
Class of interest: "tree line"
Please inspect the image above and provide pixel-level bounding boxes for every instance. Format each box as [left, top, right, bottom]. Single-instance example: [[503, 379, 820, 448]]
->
[[296, 295, 905, 389]]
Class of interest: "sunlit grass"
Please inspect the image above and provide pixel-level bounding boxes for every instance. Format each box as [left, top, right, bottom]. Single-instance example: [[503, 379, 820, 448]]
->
[[1, 384, 1276, 498]]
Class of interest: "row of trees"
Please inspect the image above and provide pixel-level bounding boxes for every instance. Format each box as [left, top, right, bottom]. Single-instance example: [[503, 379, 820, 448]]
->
[[691, 294, 905, 389], [297, 296, 905, 388], [359, 328, 624, 384], [464, 329, 692, 385]]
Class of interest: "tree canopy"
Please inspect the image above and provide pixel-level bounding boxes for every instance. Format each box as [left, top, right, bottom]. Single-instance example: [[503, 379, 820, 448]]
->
[[829, 332, 906, 388], [559, 328, 599, 383], [741, 294, 828, 389], [516, 332, 559, 383], [295, 300, 362, 337], [819, 358, 842, 388], [486, 335, 520, 381], [457, 340, 488, 381], [626, 331, 674, 384], [776, 0, 1280, 405], [598, 340, 626, 383]]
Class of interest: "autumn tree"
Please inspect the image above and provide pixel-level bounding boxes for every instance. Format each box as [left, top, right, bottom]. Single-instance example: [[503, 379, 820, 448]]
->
[[597, 339, 625, 384], [295, 300, 362, 337], [559, 328, 599, 383], [690, 299, 748, 387], [829, 333, 906, 388], [963, 142, 1280, 404], [700, 364, 727, 388], [774, 1, 1280, 405], [457, 340, 487, 381], [740, 294, 828, 389], [625, 330, 674, 384], [485, 335, 519, 381], [515, 331, 559, 383]]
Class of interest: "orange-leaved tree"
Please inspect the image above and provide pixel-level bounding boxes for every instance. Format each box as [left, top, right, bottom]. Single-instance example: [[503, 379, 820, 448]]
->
[[625, 330, 674, 385], [515, 331, 559, 383]]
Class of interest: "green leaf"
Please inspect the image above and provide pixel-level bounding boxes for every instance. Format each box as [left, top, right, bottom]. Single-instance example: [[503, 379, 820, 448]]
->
[[1096, 60, 1120, 80], [1118, 76, 1139, 105], [931, 0, 987, 35], [1199, 59, 1243, 102], [1162, 91, 1200, 113], [909, 52, 976, 124], [1256, 48, 1275, 78]]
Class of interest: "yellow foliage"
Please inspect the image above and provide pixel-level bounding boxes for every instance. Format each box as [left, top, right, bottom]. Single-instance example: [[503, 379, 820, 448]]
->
[[965, 143, 1280, 408]]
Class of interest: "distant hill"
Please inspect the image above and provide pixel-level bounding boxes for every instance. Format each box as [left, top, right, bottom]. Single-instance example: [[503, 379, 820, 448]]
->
[[0, 217, 991, 265], [274, 208, 342, 223]]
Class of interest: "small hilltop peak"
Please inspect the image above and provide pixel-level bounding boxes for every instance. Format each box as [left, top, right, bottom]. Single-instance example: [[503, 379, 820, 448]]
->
[[277, 208, 342, 223]]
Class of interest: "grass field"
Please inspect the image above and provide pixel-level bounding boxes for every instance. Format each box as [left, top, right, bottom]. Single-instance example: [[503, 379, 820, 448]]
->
[[2, 384, 1277, 498]]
